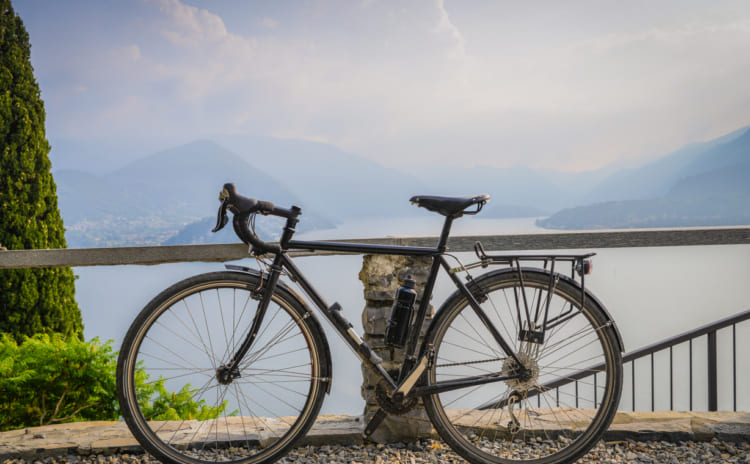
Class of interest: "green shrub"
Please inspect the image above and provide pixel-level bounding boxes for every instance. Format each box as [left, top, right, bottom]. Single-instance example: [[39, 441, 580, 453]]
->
[[0, 333, 117, 429], [137, 379, 229, 422], [0, 334, 226, 431]]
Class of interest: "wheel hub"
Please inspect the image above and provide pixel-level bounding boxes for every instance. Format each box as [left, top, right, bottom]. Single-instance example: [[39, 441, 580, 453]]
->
[[502, 353, 539, 391], [216, 364, 241, 385]]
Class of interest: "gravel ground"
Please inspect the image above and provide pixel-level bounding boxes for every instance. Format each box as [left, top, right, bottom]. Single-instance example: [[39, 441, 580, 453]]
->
[[3, 439, 749, 464]]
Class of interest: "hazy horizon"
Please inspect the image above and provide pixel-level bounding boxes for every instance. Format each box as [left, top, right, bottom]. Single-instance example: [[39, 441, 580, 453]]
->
[[13, 0, 750, 172]]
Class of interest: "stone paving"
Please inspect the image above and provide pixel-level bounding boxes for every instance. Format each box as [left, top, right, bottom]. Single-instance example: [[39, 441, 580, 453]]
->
[[1, 412, 748, 460]]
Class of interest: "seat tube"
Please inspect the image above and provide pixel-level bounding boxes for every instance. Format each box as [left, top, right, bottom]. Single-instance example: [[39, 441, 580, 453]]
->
[[400, 216, 453, 376]]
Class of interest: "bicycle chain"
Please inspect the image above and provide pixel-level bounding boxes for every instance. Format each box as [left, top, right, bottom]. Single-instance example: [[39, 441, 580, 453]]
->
[[436, 356, 505, 368]]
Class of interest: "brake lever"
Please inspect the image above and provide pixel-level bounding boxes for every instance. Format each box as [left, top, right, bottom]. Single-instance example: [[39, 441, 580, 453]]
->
[[212, 198, 230, 233]]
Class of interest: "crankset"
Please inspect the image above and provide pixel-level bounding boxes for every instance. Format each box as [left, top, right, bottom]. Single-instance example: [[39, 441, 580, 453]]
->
[[374, 378, 418, 415]]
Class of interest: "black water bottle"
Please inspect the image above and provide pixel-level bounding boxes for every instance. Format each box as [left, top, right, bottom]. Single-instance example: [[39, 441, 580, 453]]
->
[[385, 277, 417, 348]]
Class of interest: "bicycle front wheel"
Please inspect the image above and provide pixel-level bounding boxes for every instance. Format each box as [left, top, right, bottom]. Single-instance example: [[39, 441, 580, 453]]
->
[[424, 269, 622, 464], [117, 271, 329, 464]]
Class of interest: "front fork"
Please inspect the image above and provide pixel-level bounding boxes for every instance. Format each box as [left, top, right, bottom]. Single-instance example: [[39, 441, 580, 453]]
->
[[217, 257, 286, 383]]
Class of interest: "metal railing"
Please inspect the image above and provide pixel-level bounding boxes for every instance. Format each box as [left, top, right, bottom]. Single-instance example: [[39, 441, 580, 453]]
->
[[485, 308, 750, 413], [622, 309, 750, 412]]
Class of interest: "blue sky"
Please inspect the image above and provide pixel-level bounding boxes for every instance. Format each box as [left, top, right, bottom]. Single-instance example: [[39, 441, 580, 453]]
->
[[13, 0, 750, 171]]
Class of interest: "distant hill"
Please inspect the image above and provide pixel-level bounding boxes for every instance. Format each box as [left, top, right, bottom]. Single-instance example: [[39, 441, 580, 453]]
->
[[163, 212, 332, 246], [211, 135, 587, 218], [211, 135, 427, 219], [679, 126, 750, 177], [539, 127, 750, 229], [53, 134, 618, 248], [415, 164, 616, 213], [582, 126, 749, 203], [49, 138, 169, 174], [56, 140, 335, 247], [54, 126, 750, 244], [482, 203, 549, 219]]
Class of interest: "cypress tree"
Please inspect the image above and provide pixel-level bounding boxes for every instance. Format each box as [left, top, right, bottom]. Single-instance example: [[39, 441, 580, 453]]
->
[[0, 0, 83, 341]]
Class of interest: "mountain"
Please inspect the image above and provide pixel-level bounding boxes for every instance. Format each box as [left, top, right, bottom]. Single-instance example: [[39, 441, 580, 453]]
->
[[57, 140, 335, 247], [107, 140, 300, 218], [52, 134, 618, 246], [211, 135, 428, 219], [679, 126, 750, 177], [49, 138, 171, 174], [55, 125, 750, 244], [213, 135, 613, 219], [538, 127, 750, 229], [415, 164, 617, 213], [162, 212, 333, 246], [583, 126, 750, 203], [482, 203, 550, 219]]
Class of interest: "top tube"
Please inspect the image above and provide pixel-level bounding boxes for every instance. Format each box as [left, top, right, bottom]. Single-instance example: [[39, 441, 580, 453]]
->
[[286, 209, 456, 256], [287, 239, 441, 257]]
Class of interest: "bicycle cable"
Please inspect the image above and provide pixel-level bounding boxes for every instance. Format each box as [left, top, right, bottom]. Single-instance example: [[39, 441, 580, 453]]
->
[[436, 356, 505, 368], [444, 252, 476, 281]]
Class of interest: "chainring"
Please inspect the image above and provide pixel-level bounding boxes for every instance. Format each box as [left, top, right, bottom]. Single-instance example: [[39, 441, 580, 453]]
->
[[375, 379, 419, 415]]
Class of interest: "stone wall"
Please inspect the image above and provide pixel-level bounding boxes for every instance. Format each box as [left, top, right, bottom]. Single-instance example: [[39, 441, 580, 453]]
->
[[358, 254, 434, 442]]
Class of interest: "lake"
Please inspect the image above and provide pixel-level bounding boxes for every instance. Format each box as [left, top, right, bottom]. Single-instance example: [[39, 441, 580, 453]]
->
[[74, 217, 750, 414]]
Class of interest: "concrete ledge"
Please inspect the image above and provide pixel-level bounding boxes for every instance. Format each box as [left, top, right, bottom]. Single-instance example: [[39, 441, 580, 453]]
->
[[3, 227, 750, 269], [1, 412, 748, 460]]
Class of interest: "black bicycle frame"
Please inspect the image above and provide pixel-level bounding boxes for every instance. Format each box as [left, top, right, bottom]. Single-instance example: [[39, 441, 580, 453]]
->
[[225, 214, 526, 398]]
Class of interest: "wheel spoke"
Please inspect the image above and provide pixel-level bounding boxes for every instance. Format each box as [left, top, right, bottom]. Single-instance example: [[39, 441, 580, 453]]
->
[[119, 274, 324, 464], [425, 270, 621, 464]]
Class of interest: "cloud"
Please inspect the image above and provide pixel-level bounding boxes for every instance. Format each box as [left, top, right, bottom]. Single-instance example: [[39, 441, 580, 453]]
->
[[32, 0, 750, 171], [155, 0, 227, 45], [580, 19, 750, 54], [261, 17, 278, 29], [114, 44, 141, 63], [435, 0, 466, 58], [41, 0, 482, 149]]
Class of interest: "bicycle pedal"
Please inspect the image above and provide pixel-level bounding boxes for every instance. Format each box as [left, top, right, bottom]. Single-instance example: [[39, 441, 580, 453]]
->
[[362, 408, 388, 439]]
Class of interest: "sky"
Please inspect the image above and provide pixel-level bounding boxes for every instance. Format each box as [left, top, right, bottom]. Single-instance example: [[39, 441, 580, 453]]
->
[[13, 0, 750, 171]]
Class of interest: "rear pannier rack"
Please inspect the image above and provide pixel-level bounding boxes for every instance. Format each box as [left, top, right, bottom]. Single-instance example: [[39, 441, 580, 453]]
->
[[472, 241, 595, 279], [456, 242, 597, 333]]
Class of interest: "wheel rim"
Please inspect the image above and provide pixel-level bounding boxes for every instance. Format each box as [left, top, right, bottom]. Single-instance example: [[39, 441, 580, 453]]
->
[[428, 274, 619, 463], [124, 280, 320, 463]]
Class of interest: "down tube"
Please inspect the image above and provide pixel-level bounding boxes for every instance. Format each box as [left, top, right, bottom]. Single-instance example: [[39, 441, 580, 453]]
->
[[279, 254, 397, 387]]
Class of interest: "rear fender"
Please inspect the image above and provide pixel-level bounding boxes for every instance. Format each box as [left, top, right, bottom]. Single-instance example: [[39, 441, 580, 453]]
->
[[422, 267, 625, 355]]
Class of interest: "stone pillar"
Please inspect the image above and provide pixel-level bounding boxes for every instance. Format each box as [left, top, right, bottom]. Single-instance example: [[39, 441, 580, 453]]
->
[[359, 254, 434, 443]]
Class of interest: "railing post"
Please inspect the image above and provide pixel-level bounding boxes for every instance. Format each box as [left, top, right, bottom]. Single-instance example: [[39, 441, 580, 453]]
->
[[707, 330, 718, 411], [359, 254, 433, 443]]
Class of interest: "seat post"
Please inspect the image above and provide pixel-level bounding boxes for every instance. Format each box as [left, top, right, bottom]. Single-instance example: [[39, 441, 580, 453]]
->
[[436, 216, 454, 252]]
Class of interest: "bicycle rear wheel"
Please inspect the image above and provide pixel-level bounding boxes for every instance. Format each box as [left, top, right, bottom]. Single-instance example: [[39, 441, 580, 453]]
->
[[423, 269, 622, 464], [117, 271, 329, 464]]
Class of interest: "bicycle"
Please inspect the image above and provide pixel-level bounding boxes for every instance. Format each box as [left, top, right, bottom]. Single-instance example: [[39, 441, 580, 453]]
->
[[116, 183, 624, 464]]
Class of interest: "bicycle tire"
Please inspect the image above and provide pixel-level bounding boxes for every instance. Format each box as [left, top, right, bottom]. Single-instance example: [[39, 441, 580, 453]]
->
[[117, 271, 330, 464], [423, 268, 622, 464]]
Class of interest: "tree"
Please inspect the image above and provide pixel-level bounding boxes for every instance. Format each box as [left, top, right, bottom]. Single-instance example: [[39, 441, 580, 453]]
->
[[0, 0, 82, 341]]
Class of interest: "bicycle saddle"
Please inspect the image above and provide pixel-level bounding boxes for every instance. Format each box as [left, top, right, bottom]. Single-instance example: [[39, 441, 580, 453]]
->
[[410, 194, 490, 218]]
